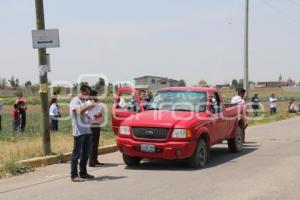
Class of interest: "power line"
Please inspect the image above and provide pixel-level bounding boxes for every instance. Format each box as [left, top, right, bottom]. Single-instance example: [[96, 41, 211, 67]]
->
[[288, 0, 300, 7], [261, 0, 300, 24]]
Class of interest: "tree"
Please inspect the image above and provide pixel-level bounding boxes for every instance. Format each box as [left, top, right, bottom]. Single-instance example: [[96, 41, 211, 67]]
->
[[95, 78, 106, 94], [53, 86, 62, 95], [107, 83, 114, 95], [178, 79, 186, 87], [9, 76, 16, 88], [237, 79, 244, 88], [0, 78, 7, 89], [231, 79, 238, 89], [31, 85, 39, 94], [199, 80, 207, 87], [95, 78, 105, 88], [25, 81, 32, 88], [15, 78, 20, 88]]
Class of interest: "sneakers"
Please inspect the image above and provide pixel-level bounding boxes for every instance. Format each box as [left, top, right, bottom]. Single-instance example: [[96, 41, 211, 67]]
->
[[80, 173, 95, 179], [71, 174, 95, 181], [71, 176, 85, 182]]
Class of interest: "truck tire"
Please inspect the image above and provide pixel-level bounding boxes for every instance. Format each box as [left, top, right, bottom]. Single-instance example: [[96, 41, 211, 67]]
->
[[123, 154, 141, 166], [228, 126, 244, 153], [187, 139, 208, 168]]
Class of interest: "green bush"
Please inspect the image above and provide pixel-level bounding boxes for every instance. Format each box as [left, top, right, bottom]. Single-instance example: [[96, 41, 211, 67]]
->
[[4, 159, 33, 176]]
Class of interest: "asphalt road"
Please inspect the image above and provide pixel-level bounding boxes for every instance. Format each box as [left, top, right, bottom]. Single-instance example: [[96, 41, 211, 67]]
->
[[1, 117, 300, 200]]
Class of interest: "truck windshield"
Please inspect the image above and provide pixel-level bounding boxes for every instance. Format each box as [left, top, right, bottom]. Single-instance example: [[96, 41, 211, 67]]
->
[[147, 91, 207, 112]]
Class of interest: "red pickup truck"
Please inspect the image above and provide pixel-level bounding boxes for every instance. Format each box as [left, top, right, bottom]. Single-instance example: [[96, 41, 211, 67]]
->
[[112, 87, 247, 168]]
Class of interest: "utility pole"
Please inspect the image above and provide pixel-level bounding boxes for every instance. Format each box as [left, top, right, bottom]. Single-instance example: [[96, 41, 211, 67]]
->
[[34, 0, 51, 155], [244, 0, 250, 100]]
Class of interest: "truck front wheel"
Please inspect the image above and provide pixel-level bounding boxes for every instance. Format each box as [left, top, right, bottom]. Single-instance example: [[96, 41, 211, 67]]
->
[[228, 126, 244, 153], [123, 154, 141, 167], [187, 139, 208, 168]]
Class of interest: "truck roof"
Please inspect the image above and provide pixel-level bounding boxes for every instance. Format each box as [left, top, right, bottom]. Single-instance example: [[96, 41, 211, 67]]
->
[[158, 87, 218, 93]]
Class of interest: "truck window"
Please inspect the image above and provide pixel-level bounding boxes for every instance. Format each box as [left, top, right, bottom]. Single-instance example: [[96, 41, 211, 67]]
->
[[117, 93, 141, 113], [147, 91, 207, 112], [210, 93, 222, 113]]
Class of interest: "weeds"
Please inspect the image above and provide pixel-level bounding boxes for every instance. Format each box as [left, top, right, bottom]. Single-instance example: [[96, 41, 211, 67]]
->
[[2, 158, 33, 177]]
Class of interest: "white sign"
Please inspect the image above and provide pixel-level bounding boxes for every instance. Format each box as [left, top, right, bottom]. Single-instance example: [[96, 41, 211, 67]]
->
[[32, 29, 60, 49], [39, 65, 51, 76]]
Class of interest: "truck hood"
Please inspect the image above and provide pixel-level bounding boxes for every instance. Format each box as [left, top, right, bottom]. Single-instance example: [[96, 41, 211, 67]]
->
[[123, 110, 209, 128]]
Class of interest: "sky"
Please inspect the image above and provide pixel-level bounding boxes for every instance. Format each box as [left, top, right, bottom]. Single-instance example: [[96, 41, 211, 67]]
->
[[0, 0, 300, 86]]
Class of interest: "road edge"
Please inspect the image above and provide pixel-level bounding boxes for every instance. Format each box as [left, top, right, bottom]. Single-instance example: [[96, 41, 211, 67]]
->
[[18, 144, 118, 168]]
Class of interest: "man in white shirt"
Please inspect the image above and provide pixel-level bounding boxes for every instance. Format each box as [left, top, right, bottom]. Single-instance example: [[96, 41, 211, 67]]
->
[[269, 94, 278, 115], [69, 84, 95, 182], [49, 98, 60, 131], [231, 88, 246, 105]]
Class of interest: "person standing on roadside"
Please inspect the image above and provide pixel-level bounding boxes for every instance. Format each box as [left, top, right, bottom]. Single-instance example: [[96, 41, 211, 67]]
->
[[11, 103, 20, 132], [231, 88, 247, 143], [251, 94, 260, 117], [69, 84, 95, 182], [87, 90, 105, 167], [16, 97, 27, 132], [269, 94, 278, 115], [49, 98, 61, 131], [231, 88, 246, 105]]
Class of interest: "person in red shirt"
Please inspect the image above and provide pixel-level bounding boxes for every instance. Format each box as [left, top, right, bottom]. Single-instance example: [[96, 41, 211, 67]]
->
[[16, 97, 27, 132], [11, 103, 20, 132]]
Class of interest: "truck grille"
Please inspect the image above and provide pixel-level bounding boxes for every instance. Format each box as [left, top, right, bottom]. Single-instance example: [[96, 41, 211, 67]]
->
[[132, 127, 169, 140]]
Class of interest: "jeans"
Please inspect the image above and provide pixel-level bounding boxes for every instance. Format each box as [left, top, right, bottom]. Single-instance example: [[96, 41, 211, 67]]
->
[[71, 134, 92, 178], [270, 107, 277, 115]]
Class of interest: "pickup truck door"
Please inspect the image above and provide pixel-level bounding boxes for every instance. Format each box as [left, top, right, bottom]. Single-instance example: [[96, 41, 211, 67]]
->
[[112, 87, 144, 135], [209, 92, 228, 143], [223, 104, 244, 138]]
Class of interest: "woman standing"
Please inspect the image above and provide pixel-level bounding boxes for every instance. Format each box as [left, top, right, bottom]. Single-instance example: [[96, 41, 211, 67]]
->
[[87, 90, 104, 167], [49, 98, 61, 131]]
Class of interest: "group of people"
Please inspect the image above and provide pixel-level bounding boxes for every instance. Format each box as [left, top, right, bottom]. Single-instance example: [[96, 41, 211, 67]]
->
[[119, 89, 152, 112], [232, 88, 299, 115], [250, 93, 279, 116], [69, 84, 105, 182], [11, 97, 27, 132]]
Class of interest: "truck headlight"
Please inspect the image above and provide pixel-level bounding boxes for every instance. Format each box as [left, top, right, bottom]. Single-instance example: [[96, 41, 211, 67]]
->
[[119, 126, 131, 135], [172, 129, 192, 139]]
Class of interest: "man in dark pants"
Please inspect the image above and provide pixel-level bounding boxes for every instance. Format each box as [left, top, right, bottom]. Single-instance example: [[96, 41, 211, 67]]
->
[[87, 90, 104, 167], [251, 94, 260, 117], [69, 85, 95, 182]]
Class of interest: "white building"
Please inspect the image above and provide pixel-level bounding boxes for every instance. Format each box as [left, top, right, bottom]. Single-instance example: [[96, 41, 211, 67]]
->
[[134, 75, 181, 93]]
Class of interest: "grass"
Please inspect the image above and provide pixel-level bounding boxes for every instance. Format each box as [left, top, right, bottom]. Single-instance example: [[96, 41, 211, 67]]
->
[[0, 104, 116, 178], [248, 112, 298, 126], [3, 159, 32, 176]]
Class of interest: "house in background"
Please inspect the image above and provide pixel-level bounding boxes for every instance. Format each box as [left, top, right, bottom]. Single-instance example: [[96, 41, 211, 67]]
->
[[134, 75, 181, 93]]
